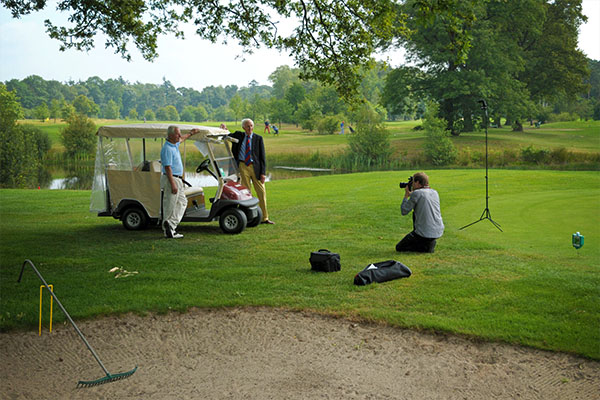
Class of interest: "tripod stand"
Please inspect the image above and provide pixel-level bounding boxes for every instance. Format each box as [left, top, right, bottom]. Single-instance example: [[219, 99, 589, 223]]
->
[[459, 100, 502, 232]]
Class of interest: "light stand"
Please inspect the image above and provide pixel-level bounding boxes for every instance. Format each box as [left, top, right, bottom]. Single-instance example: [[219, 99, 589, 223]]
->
[[459, 100, 502, 232]]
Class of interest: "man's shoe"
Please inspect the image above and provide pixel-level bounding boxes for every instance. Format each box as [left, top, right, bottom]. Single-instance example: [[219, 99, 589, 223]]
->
[[261, 219, 275, 225], [172, 233, 184, 239], [163, 221, 173, 238]]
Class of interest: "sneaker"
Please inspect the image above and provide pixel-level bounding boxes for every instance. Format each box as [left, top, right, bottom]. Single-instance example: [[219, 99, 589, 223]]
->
[[172, 233, 184, 239], [163, 221, 173, 238]]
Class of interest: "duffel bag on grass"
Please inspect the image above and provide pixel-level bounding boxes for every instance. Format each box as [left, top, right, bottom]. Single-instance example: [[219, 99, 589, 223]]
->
[[354, 260, 411, 286], [310, 249, 341, 272]]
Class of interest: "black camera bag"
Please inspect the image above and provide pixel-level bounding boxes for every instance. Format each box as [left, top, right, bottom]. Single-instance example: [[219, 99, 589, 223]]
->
[[354, 260, 411, 286], [309, 249, 341, 272]]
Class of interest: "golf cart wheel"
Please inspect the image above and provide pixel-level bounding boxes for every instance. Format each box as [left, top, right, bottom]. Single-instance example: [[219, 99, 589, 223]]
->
[[122, 207, 148, 230], [219, 208, 247, 234], [246, 206, 263, 228]]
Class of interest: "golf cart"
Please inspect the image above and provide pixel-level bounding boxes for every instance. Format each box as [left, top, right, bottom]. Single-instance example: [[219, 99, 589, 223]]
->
[[90, 123, 262, 234]]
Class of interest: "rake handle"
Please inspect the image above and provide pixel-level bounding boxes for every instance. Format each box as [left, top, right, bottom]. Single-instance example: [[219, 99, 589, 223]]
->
[[18, 260, 111, 377]]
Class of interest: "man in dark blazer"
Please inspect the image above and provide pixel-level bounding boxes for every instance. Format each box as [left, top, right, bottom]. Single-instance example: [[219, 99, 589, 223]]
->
[[229, 118, 274, 224]]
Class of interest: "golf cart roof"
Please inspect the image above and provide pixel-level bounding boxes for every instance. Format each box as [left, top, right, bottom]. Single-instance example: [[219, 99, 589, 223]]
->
[[97, 123, 229, 139]]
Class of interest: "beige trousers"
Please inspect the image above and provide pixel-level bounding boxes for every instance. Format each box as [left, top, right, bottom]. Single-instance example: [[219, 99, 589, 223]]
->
[[161, 175, 187, 232], [238, 162, 268, 221]]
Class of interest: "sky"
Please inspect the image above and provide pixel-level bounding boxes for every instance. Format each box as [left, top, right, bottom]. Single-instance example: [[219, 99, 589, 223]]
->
[[0, 1, 599, 91]]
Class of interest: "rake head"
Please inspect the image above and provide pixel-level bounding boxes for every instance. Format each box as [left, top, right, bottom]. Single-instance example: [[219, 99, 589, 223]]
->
[[77, 366, 137, 388]]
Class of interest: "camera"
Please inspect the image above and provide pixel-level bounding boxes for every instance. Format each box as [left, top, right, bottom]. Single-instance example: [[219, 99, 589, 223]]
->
[[399, 176, 413, 191]]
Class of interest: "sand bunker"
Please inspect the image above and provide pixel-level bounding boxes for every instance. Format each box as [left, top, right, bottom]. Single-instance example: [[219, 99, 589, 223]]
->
[[1, 308, 598, 399]]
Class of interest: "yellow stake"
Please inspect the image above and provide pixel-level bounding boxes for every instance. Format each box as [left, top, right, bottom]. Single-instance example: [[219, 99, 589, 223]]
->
[[39, 284, 53, 336]]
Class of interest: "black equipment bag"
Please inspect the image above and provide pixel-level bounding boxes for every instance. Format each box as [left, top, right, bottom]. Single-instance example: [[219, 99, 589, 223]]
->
[[309, 249, 341, 272], [354, 260, 411, 286]]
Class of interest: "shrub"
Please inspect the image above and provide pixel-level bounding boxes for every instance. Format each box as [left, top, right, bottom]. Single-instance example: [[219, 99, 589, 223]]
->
[[144, 109, 156, 121], [347, 103, 391, 167], [316, 115, 339, 135], [548, 112, 576, 122], [423, 102, 457, 166], [60, 113, 97, 158], [520, 145, 550, 164]]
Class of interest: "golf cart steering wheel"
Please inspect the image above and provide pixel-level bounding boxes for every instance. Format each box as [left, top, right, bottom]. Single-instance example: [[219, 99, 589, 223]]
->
[[196, 159, 211, 173]]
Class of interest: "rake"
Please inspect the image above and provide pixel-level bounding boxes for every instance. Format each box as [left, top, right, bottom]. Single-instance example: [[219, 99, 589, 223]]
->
[[18, 259, 137, 388]]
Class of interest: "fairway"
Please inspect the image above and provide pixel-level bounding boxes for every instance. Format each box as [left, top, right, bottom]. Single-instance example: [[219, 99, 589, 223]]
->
[[0, 169, 599, 360]]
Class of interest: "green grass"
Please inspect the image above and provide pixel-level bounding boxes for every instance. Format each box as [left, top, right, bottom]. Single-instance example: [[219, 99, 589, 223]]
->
[[1, 169, 599, 359], [25, 119, 600, 157]]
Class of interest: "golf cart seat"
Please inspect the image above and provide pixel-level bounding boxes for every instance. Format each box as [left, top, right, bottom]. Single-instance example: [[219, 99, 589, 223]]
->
[[136, 160, 162, 172], [184, 187, 204, 197], [185, 186, 205, 210]]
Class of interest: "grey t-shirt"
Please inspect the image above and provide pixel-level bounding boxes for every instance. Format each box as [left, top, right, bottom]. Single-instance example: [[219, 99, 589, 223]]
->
[[401, 188, 444, 239]]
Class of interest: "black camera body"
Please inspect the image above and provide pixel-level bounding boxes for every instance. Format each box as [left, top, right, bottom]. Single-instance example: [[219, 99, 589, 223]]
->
[[399, 176, 413, 191]]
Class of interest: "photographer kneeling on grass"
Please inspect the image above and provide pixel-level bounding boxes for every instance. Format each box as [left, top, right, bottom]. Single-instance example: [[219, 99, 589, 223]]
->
[[397, 172, 444, 253]]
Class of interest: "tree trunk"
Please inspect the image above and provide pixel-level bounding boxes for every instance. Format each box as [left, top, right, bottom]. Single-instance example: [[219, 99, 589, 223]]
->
[[441, 99, 460, 136], [463, 113, 474, 132], [493, 116, 502, 127], [512, 120, 523, 132]]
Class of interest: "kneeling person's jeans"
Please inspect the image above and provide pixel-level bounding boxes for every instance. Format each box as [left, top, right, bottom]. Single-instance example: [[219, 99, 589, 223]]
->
[[396, 231, 437, 253]]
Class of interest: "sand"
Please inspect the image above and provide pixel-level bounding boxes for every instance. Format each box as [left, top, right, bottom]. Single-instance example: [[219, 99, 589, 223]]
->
[[1, 307, 598, 399]]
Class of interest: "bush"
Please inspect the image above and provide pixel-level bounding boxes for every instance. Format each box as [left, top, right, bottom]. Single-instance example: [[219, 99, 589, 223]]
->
[[423, 102, 457, 166], [520, 145, 550, 164], [0, 85, 49, 188], [346, 103, 391, 167], [548, 112, 576, 122], [144, 109, 156, 121], [316, 115, 339, 135], [60, 113, 97, 158]]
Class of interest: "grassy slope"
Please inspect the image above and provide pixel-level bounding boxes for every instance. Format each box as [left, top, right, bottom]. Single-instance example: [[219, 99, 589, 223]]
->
[[1, 169, 598, 359], [24, 119, 600, 157]]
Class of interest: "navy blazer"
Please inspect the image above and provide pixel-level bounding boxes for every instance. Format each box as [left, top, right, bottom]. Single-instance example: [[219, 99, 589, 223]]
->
[[229, 131, 266, 178]]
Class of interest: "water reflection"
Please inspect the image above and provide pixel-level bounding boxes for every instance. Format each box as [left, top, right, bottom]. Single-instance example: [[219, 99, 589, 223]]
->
[[44, 164, 333, 190]]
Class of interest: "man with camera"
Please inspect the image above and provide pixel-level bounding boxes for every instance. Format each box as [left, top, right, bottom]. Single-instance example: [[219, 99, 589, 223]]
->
[[397, 172, 444, 253]]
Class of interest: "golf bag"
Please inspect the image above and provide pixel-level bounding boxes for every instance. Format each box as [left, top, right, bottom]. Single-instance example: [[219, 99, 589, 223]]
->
[[309, 249, 341, 272], [354, 260, 411, 286]]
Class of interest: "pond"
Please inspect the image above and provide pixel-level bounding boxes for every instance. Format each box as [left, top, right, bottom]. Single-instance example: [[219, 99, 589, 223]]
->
[[43, 164, 334, 190]]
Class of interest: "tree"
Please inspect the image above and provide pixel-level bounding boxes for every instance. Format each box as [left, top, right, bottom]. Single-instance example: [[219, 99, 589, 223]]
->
[[422, 102, 457, 166], [268, 98, 294, 124], [73, 94, 99, 117], [285, 82, 306, 115], [165, 105, 179, 121], [394, 0, 588, 134], [102, 99, 120, 119], [228, 94, 247, 122], [0, 84, 23, 127], [33, 102, 50, 121], [61, 103, 75, 121], [1, 0, 412, 99], [347, 102, 391, 164], [60, 113, 97, 158], [0, 84, 49, 187], [180, 106, 195, 122], [296, 99, 322, 131], [49, 98, 62, 122], [144, 109, 156, 121], [381, 67, 420, 119], [128, 108, 139, 120], [194, 104, 209, 122]]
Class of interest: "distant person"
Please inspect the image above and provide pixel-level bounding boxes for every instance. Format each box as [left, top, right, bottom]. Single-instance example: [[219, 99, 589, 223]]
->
[[272, 124, 279, 135], [340, 121, 345, 135], [264, 120, 271, 134], [396, 172, 444, 253], [229, 118, 274, 224], [161, 125, 199, 238], [220, 123, 227, 130]]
